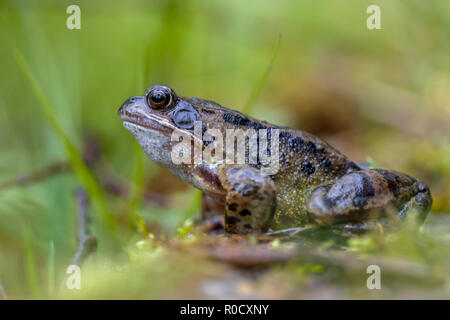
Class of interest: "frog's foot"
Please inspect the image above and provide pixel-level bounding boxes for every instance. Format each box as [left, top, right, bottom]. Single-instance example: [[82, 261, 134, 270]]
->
[[201, 193, 224, 219], [197, 194, 225, 233], [199, 215, 224, 234], [218, 164, 276, 234], [306, 169, 432, 228]]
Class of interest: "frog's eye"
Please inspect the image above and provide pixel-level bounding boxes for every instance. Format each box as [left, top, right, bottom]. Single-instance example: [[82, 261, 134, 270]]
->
[[147, 87, 174, 110]]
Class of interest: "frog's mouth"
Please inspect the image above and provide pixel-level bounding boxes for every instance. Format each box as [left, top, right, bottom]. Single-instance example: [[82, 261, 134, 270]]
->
[[120, 113, 174, 135], [118, 97, 175, 135]]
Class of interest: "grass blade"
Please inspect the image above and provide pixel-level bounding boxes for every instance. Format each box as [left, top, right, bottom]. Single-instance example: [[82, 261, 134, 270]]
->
[[23, 223, 38, 299], [12, 47, 118, 233], [242, 34, 282, 114], [47, 240, 55, 298]]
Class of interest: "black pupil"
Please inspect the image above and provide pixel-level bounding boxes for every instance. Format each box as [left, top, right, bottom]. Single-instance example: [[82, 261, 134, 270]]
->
[[151, 91, 167, 104]]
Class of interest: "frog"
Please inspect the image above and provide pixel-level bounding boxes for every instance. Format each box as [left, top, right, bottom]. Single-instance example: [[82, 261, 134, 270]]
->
[[118, 84, 432, 235]]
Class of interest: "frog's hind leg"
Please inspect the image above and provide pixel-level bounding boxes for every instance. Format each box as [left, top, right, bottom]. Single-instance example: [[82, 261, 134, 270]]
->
[[218, 164, 276, 234], [306, 169, 432, 228]]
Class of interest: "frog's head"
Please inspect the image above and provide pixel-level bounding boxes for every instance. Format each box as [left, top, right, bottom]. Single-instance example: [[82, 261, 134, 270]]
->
[[119, 84, 279, 187], [120, 85, 196, 163], [119, 85, 230, 184]]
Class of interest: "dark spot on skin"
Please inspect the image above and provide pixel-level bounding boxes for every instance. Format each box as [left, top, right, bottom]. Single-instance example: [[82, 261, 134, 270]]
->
[[301, 161, 316, 175], [228, 203, 238, 211], [380, 169, 415, 184], [304, 141, 317, 154], [248, 121, 266, 130], [375, 169, 406, 198], [352, 172, 375, 208], [234, 116, 248, 126], [239, 209, 251, 216], [223, 113, 266, 130], [280, 131, 291, 139], [381, 170, 399, 197], [223, 113, 236, 123], [226, 216, 240, 225], [243, 224, 252, 229], [321, 158, 332, 167], [286, 136, 304, 151]]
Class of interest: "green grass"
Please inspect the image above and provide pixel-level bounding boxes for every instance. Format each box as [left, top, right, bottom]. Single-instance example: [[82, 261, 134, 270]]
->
[[22, 222, 38, 299], [242, 34, 282, 114], [47, 240, 55, 298], [13, 48, 118, 236]]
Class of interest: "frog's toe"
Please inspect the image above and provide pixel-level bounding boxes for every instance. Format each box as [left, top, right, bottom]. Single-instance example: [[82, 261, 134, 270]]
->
[[397, 181, 432, 223]]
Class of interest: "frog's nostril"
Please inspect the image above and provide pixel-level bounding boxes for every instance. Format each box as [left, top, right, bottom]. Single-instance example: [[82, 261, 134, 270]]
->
[[118, 99, 132, 115], [118, 96, 147, 118], [119, 96, 139, 115]]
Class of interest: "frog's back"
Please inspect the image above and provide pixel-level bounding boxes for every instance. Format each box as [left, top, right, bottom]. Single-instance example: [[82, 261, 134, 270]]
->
[[185, 97, 359, 227]]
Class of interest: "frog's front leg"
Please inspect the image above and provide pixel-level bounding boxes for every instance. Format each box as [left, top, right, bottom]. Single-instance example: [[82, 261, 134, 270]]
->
[[218, 164, 276, 234], [307, 169, 432, 227]]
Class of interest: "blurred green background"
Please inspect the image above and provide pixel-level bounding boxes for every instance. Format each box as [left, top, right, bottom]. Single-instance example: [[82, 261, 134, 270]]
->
[[0, 0, 449, 299]]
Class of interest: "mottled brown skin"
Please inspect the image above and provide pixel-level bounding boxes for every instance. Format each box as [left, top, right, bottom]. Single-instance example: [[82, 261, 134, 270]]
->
[[218, 164, 276, 234], [119, 85, 432, 235]]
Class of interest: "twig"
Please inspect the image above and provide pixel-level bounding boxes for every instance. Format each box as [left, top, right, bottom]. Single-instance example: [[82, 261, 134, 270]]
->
[[205, 243, 296, 268], [0, 161, 71, 191], [102, 178, 168, 207], [71, 188, 97, 266], [0, 160, 168, 207], [182, 238, 434, 280], [0, 284, 7, 300], [57, 188, 97, 297], [0, 133, 168, 205]]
